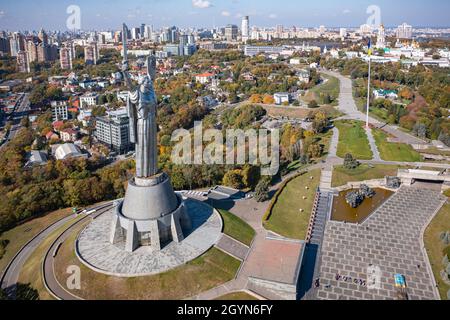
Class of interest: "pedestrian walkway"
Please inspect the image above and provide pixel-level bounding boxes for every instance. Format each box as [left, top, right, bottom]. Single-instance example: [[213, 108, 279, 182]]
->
[[366, 127, 382, 161]]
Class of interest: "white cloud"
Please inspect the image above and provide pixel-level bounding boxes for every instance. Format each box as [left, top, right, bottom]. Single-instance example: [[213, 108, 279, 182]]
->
[[343, 9, 351, 14], [192, 0, 211, 9], [0, 10, 5, 18], [268, 13, 277, 19], [221, 11, 231, 17]]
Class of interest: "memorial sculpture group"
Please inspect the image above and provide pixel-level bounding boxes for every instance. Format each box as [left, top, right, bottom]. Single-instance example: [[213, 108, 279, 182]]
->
[[110, 24, 191, 252], [345, 185, 376, 209]]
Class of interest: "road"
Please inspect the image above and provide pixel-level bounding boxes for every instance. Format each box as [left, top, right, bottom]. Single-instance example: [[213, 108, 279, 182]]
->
[[43, 203, 116, 300], [0, 93, 30, 150], [0, 202, 113, 299]]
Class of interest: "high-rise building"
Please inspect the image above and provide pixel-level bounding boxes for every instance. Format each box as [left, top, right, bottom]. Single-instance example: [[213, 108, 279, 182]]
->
[[84, 42, 98, 65], [140, 24, 145, 38], [340, 28, 347, 38], [396, 23, 413, 40], [241, 16, 250, 43], [95, 108, 132, 155], [9, 32, 25, 57], [38, 29, 48, 46], [276, 24, 284, 35], [17, 50, 30, 73], [225, 24, 238, 41], [51, 101, 69, 121], [144, 25, 153, 40], [27, 40, 39, 62], [318, 25, 326, 34], [131, 27, 140, 40], [376, 25, 386, 49], [0, 37, 9, 55], [60, 46, 73, 70]]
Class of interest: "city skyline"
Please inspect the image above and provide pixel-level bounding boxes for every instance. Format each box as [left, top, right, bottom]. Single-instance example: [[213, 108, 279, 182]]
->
[[0, 0, 449, 31]]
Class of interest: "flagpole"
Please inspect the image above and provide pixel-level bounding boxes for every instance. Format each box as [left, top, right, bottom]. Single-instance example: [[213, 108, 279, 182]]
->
[[366, 45, 372, 129]]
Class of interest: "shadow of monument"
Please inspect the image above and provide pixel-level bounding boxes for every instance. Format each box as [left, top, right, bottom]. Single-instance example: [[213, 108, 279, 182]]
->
[[297, 243, 319, 300], [182, 199, 215, 238]]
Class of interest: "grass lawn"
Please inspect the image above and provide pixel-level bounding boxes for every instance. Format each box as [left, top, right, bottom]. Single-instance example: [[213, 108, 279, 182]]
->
[[310, 74, 340, 105], [332, 164, 401, 188], [264, 169, 321, 240], [372, 128, 423, 162], [18, 216, 83, 300], [0, 208, 74, 274], [53, 221, 240, 300], [335, 120, 373, 160], [424, 202, 450, 300], [218, 210, 256, 246], [215, 291, 259, 300]]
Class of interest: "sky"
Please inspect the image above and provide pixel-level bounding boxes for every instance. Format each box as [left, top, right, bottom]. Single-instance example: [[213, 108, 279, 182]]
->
[[0, 0, 449, 31]]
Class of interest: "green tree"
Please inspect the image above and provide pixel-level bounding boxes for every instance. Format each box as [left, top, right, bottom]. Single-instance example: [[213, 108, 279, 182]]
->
[[254, 178, 270, 202]]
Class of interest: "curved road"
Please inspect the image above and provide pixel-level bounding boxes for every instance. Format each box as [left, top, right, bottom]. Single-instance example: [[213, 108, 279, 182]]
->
[[0, 202, 113, 299], [43, 204, 116, 300]]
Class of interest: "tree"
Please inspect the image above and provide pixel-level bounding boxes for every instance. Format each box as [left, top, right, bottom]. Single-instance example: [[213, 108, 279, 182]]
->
[[312, 111, 328, 134], [343, 153, 360, 170], [254, 178, 270, 202], [263, 95, 275, 105], [223, 170, 244, 189], [249, 94, 263, 104]]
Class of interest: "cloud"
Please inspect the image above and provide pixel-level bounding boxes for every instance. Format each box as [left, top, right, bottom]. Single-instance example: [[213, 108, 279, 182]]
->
[[235, 13, 243, 19], [221, 11, 231, 17], [192, 0, 211, 9], [0, 10, 5, 18], [268, 13, 277, 19], [343, 9, 351, 14]]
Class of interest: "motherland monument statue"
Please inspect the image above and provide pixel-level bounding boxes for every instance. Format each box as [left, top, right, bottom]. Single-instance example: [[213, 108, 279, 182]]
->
[[109, 23, 191, 253]]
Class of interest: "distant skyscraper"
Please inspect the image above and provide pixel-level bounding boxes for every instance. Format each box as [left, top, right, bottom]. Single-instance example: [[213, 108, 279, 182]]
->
[[376, 25, 386, 49], [38, 29, 48, 45], [340, 28, 347, 38], [9, 32, 25, 57], [242, 16, 250, 43], [85, 42, 98, 65], [60, 46, 73, 70], [396, 23, 413, 40], [276, 24, 284, 35], [17, 50, 30, 73], [225, 24, 238, 41], [131, 27, 140, 40], [318, 25, 326, 34], [0, 37, 9, 55]]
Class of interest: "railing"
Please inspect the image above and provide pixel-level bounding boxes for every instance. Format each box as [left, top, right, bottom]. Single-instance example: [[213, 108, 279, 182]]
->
[[305, 191, 321, 243]]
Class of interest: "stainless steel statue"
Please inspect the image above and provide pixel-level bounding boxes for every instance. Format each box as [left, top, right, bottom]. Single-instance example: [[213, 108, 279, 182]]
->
[[121, 23, 158, 178], [111, 24, 191, 253]]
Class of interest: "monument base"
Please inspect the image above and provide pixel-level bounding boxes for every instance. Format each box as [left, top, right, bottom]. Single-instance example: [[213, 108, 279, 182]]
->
[[110, 173, 192, 253]]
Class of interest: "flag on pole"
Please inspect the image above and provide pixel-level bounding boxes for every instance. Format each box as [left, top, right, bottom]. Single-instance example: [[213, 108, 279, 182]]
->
[[368, 38, 372, 56]]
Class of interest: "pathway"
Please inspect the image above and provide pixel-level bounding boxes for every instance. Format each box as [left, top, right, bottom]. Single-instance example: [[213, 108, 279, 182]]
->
[[322, 70, 429, 147]]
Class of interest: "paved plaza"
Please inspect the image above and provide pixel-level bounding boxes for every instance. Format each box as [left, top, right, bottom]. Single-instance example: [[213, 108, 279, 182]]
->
[[316, 187, 446, 300], [76, 199, 222, 277]]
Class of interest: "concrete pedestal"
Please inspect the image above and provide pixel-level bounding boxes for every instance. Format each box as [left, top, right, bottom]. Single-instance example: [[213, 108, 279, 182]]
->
[[110, 173, 192, 253]]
